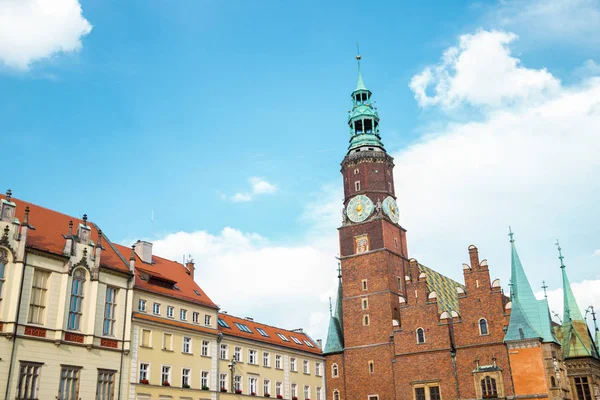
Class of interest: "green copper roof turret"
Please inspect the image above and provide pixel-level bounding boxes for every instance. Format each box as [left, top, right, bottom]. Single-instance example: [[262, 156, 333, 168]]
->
[[347, 51, 385, 153], [324, 273, 344, 354], [556, 241, 599, 359], [504, 228, 558, 344]]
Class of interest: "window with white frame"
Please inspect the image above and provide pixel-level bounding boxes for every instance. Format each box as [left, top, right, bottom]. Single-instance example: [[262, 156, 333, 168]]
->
[[17, 361, 42, 400], [304, 385, 310, 400], [291, 336, 303, 345], [141, 329, 151, 347], [291, 383, 298, 398], [201, 371, 209, 389], [67, 269, 86, 330], [290, 357, 297, 372], [220, 344, 228, 359], [333, 390, 340, 400], [138, 299, 146, 312], [219, 373, 227, 391], [263, 379, 271, 396], [192, 311, 199, 323], [182, 368, 191, 387], [58, 365, 81, 400], [182, 337, 192, 354], [249, 349, 257, 364], [205, 314, 211, 326], [234, 375, 242, 392], [275, 355, 282, 369], [276, 382, 283, 397], [332, 363, 339, 377], [201, 340, 210, 356], [316, 387, 322, 400], [180, 309, 187, 320], [167, 306, 174, 318], [249, 377, 258, 395], [263, 352, 270, 367], [96, 369, 116, 400], [303, 360, 309, 374], [153, 302, 160, 315], [354, 181, 361, 191], [103, 287, 117, 336], [315, 362, 321, 376], [234, 346, 242, 362], [28, 269, 49, 325], [161, 365, 171, 385], [139, 363, 149, 383]]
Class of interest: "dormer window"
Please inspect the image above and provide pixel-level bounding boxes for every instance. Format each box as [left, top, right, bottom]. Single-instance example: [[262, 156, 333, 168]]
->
[[78, 224, 91, 245]]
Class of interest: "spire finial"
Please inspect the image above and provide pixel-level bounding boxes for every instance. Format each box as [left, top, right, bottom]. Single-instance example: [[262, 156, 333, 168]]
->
[[356, 43, 361, 61], [68, 220, 73, 235], [5, 189, 11, 202], [591, 306, 598, 332], [542, 280, 548, 299], [24, 206, 30, 225], [337, 260, 342, 279], [555, 239, 565, 268], [329, 297, 333, 316], [508, 226, 515, 243], [82, 214, 88, 226]]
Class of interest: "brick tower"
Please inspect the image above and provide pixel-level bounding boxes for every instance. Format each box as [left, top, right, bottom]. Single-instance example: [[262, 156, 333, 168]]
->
[[324, 52, 408, 400]]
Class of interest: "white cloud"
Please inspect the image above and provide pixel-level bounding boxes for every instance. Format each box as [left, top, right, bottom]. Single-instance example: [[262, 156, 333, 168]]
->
[[489, 0, 600, 47], [0, 0, 92, 70], [249, 177, 277, 195], [594, 249, 600, 257], [228, 177, 277, 202], [409, 30, 559, 109]]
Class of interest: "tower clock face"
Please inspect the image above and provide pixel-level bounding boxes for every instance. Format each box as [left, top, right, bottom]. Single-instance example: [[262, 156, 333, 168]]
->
[[382, 196, 399, 223], [346, 195, 374, 223]]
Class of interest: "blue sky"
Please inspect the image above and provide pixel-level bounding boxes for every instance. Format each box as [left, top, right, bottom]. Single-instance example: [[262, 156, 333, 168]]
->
[[2, 0, 599, 339]]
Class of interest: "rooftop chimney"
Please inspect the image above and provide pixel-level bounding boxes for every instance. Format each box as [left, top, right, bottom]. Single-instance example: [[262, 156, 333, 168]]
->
[[134, 240, 153, 264], [316, 339, 322, 349], [185, 255, 195, 277]]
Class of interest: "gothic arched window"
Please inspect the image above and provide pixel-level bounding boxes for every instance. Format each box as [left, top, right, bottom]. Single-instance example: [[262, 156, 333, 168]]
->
[[479, 318, 489, 335], [333, 390, 340, 400], [68, 269, 86, 330], [332, 364, 339, 378], [481, 376, 497, 398], [416, 328, 425, 344]]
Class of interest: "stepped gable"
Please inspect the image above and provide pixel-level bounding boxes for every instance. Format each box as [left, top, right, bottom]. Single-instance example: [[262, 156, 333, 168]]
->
[[113, 243, 218, 309], [0, 195, 130, 274], [218, 313, 322, 355], [418, 264, 465, 314]]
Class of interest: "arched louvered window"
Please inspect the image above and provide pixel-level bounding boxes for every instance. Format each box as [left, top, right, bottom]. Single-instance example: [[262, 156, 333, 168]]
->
[[68, 269, 86, 330], [479, 318, 489, 335], [481, 376, 497, 398], [416, 328, 425, 344]]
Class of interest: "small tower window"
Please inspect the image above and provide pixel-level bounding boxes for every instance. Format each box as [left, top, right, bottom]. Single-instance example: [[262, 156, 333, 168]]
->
[[481, 376, 497, 398], [362, 298, 368, 310], [354, 168, 359, 175], [333, 390, 340, 400], [332, 364, 339, 378], [364, 119, 373, 133], [416, 328, 425, 344], [479, 318, 489, 335], [362, 280, 368, 291], [388, 182, 392, 192], [368, 361, 374, 374], [354, 181, 361, 192], [363, 315, 370, 326]]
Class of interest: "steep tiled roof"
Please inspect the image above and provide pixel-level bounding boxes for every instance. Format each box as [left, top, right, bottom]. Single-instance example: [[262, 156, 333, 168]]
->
[[2, 196, 130, 274], [113, 243, 218, 310], [218, 313, 322, 356], [324, 278, 344, 354], [419, 264, 465, 313]]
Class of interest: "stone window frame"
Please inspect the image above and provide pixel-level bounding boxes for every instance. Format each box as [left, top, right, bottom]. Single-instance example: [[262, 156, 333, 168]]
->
[[362, 279, 368, 291], [479, 318, 489, 336], [412, 383, 441, 400], [362, 298, 368, 310], [473, 370, 504, 399], [333, 389, 340, 400], [416, 327, 425, 344], [331, 363, 339, 378], [363, 314, 370, 326], [354, 181, 361, 191], [368, 360, 375, 374]]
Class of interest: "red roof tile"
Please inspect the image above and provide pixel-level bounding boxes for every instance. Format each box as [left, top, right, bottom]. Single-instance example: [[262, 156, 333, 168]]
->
[[114, 243, 218, 310], [2, 196, 130, 274], [218, 313, 322, 355]]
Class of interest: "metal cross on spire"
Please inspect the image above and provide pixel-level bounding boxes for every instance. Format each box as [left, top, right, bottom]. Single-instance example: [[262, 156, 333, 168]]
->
[[329, 297, 333, 316], [542, 281, 548, 299], [555, 239, 565, 268], [508, 226, 515, 243]]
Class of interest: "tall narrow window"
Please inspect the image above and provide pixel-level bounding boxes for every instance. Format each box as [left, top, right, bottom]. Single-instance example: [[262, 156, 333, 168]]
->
[[275, 355, 282, 369], [303, 360, 309, 374], [68, 270, 85, 331], [219, 373, 227, 391], [276, 382, 283, 397], [264, 379, 271, 396], [263, 352, 270, 367], [481, 376, 497, 398], [362, 279, 368, 291], [574, 377, 592, 400], [103, 287, 117, 336], [354, 181, 361, 191], [139, 363, 149, 383], [28, 269, 49, 325], [96, 369, 115, 400], [141, 329, 151, 347], [220, 344, 228, 359], [369, 361, 374, 374], [479, 318, 489, 335], [363, 315, 370, 326], [316, 387, 322, 400], [163, 333, 172, 350], [182, 368, 190, 387], [17, 362, 42, 400], [429, 386, 441, 400], [58, 365, 81, 400], [290, 357, 297, 372], [304, 385, 310, 400], [332, 364, 339, 377], [234, 375, 242, 392], [161, 366, 171, 385], [415, 387, 426, 400], [291, 383, 298, 398], [0, 250, 7, 306], [202, 340, 210, 356], [333, 390, 340, 400], [182, 337, 192, 354], [416, 328, 425, 344], [249, 377, 258, 395], [315, 362, 321, 376], [201, 371, 209, 389]]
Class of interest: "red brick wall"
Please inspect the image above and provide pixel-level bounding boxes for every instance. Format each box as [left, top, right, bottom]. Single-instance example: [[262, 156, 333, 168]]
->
[[325, 353, 345, 400]]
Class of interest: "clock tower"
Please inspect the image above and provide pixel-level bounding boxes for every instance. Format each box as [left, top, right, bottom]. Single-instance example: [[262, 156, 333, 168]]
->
[[324, 53, 409, 400]]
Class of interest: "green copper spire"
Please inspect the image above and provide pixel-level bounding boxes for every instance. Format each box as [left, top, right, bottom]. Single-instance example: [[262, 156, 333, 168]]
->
[[504, 228, 558, 343], [324, 272, 344, 354], [347, 49, 385, 153], [557, 241, 599, 358]]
